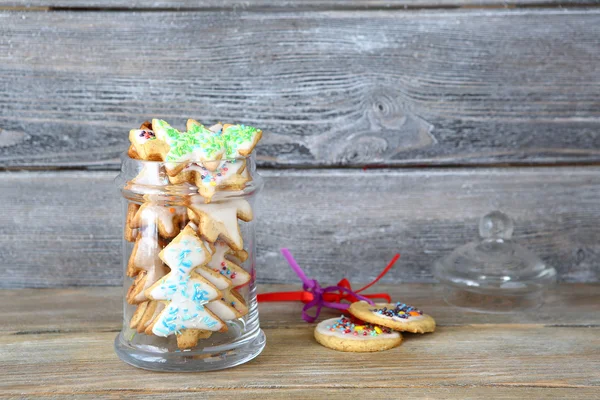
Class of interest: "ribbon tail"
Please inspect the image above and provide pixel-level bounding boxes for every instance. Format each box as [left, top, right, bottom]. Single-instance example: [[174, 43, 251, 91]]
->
[[321, 300, 351, 311], [257, 291, 314, 303], [302, 298, 323, 323], [322, 293, 343, 303], [355, 254, 400, 294], [322, 286, 376, 307], [361, 293, 392, 303], [281, 248, 314, 288]]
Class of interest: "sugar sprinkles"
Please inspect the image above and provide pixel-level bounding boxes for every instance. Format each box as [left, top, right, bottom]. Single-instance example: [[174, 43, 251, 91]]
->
[[185, 159, 238, 187], [327, 315, 392, 337], [215, 262, 237, 280], [374, 302, 423, 319], [139, 130, 156, 140]]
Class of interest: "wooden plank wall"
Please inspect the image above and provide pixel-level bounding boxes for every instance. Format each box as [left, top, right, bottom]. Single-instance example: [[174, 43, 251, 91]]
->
[[0, 1, 599, 287]]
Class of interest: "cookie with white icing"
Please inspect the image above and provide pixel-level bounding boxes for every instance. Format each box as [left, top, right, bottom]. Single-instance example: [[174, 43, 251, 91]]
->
[[349, 301, 436, 334], [126, 261, 169, 305], [124, 203, 140, 242], [132, 162, 169, 187], [206, 239, 251, 287], [195, 264, 243, 320], [129, 128, 170, 161], [187, 198, 253, 251], [221, 123, 262, 159], [194, 239, 251, 320], [130, 203, 187, 239], [152, 118, 226, 176], [168, 158, 249, 202], [164, 121, 258, 202], [130, 300, 170, 336], [128, 121, 153, 160], [222, 288, 248, 316], [314, 316, 402, 352], [123, 162, 172, 197], [143, 300, 214, 347], [145, 271, 226, 349], [130, 301, 149, 330], [140, 301, 167, 335], [126, 234, 165, 277], [146, 119, 262, 167]]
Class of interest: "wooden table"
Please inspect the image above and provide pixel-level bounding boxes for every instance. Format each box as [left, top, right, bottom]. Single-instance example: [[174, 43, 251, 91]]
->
[[2, 284, 599, 399]]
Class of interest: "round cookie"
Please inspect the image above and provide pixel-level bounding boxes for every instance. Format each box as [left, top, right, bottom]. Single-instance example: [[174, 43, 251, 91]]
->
[[349, 301, 436, 334], [314, 316, 402, 352]]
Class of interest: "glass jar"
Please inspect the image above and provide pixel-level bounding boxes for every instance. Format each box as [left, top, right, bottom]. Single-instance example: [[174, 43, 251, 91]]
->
[[114, 153, 265, 371]]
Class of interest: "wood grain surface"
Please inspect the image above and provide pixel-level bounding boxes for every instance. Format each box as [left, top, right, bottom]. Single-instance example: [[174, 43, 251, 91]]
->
[[0, 9, 599, 168], [1, 284, 599, 398], [3, 0, 600, 10], [1, 168, 599, 288], [1, 388, 598, 400]]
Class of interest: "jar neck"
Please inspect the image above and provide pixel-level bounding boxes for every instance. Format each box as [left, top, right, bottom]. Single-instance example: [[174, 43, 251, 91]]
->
[[116, 152, 262, 204]]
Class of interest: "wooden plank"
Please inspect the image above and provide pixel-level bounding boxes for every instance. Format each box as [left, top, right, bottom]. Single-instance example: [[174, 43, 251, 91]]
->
[[0, 10, 599, 168], [2, 388, 599, 400], [1, 327, 599, 395], [3, 285, 599, 335], [2, 0, 598, 10], [1, 167, 600, 288]]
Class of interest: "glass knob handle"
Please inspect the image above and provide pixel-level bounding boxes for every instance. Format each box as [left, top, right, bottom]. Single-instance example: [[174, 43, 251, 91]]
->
[[479, 211, 514, 240]]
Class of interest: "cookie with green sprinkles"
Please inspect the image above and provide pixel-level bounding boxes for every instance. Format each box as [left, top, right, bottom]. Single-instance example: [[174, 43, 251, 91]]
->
[[152, 118, 227, 175], [221, 123, 263, 159], [349, 301, 436, 334], [314, 316, 402, 352]]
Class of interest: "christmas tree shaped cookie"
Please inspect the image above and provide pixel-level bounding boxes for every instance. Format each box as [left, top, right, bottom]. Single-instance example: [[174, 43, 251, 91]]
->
[[194, 267, 244, 321], [127, 234, 165, 278], [206, 239, 251, 287], [195, 239, 252, 319], [124, 203, 140, 242], [145, 223, 227, 349]]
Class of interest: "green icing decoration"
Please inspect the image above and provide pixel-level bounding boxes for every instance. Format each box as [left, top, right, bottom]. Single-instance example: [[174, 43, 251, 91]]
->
[[222, 125, 260, 158], [154, 119, 224, 162], [153, 120, 260, 161]]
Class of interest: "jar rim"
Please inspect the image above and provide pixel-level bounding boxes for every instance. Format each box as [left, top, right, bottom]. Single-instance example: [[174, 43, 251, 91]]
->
[[116, 151, 262, 203]]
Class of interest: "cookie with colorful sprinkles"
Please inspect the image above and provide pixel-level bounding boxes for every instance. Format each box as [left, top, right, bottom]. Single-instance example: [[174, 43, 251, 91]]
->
[[129, 125, 169, 162], [349, 301, 436, 334], [314, 316, 402, 352]]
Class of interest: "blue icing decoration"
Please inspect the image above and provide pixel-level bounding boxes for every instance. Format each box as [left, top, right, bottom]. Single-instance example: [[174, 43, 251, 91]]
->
[[150, 227, 224, 340], [192, 283, 210, 302]]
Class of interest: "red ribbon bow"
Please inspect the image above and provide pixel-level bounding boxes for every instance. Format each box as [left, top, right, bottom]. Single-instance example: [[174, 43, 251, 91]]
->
[[258, 249, 400, 322]]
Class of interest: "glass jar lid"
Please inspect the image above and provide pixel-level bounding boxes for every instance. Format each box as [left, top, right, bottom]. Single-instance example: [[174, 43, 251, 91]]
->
[[434, 211, 556, 311]]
